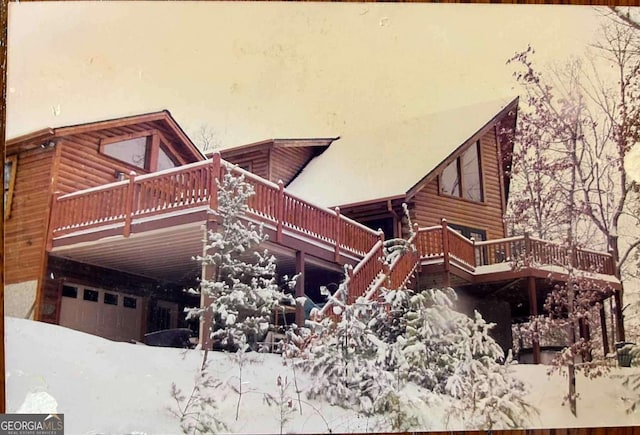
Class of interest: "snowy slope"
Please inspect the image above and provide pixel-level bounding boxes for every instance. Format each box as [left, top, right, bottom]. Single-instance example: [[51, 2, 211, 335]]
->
[[5, 317, 640, 434]]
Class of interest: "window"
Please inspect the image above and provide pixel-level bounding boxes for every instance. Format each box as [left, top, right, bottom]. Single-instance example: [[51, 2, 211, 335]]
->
[[123, 296, 137, 309], [104, 292, 118, 306], [238, 162, 252, 172], [4, 155, 17, 219], [62, 285, 78, 299], [83, 289, 99, 302], [101, 131, 178, 172], [157, 147, 178, 171], [103, 136, 150, 169], [448, 223, 486, 241], [439, 141, 483, 202]]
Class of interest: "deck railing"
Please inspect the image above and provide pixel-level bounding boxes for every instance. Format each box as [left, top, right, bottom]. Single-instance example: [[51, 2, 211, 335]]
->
[[316, 238, 385, 322], [414, 221, 615, 276], [49, 155, 379, 258]]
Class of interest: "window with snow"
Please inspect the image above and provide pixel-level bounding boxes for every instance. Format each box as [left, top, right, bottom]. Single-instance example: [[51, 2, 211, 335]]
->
[[439, 141, 483, 202], [101, 131, 178, 173]]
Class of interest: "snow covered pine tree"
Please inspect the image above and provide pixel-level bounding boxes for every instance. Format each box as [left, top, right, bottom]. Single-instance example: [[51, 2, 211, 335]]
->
[[187, 166, 293, 352]]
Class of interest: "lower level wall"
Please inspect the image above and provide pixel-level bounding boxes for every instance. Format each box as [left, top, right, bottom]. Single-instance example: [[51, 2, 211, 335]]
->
[[455, 291, 513, 354], [4, 280, 38, 319]]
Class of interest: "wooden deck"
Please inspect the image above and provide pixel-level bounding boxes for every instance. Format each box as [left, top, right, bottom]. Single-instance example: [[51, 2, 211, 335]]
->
[[318, 221, 618, 320], [47, 154, 618, 305], [48, 155, 380, 261]]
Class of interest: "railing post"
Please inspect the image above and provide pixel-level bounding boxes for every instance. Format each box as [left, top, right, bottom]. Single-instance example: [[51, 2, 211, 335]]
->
[[441, 218, 451, 287], [413, 223, 422, 276], [46, 192, 61, 251], [334, 207, 341, 262], [607, 250, 615, 275], [277, 180, 284, 243], [346, 264, 354, 304], [470, 237, 477, 267], [523, 231, 531, 265], [123, 171, 137, 238], [210, 153, 221, 211]]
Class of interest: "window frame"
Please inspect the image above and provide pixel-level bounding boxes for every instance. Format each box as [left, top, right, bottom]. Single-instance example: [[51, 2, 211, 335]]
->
[[4, 154, 17, 219], [438, 141, 484, 203], [100, 130, 178, 173]]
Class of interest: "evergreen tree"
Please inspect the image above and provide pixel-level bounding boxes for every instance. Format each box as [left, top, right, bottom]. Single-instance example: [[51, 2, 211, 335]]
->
[[187, 169, 292, 350]]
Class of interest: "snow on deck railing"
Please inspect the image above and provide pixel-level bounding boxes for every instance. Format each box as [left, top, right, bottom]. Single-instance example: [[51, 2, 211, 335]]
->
[[365, 230, 420, 302], [316, 238, 385, 321], [49, 154, 380, 259], [409, 223, 615, 276]]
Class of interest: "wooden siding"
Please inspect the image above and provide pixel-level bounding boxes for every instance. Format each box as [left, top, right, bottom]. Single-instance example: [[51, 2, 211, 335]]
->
[[4, 148, 55, 284], [220, 149, 269, 180], [412, 128, 506, 240], [270, 146, 317, 186], [53, 121, 198, 194]]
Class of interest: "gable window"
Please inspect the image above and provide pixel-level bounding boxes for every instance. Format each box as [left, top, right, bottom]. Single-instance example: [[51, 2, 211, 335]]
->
[[103, 136, 149, 169], [157, 147, 178, 171], [101, 131, 178, 173], [4, 155, 17, 219], [439, 141, 483, 202]]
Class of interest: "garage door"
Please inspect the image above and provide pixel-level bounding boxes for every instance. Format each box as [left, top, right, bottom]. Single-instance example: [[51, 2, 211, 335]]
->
[[59, 284, 143, 342]]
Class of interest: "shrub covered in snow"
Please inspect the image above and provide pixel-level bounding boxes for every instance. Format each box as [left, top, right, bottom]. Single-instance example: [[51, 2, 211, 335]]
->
[[299, 288, 397, 416], [296, 270, 534, 430]]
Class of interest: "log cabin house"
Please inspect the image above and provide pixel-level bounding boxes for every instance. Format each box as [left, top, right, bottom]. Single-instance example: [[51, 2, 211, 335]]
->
[[4, 98, 624, 362]]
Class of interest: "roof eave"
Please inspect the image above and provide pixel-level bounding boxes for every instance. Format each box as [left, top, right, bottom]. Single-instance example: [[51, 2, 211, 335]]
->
[[332, 194, 407, 211], [6, 128, 56, 153]]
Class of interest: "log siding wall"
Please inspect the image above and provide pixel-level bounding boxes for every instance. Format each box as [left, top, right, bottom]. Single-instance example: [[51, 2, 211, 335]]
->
[[4, 148, 55, 284], [221, 149, 269, 181], [54, 122, 199, 194], [412, 128, 506, 240], [270, 147, 317, 186]]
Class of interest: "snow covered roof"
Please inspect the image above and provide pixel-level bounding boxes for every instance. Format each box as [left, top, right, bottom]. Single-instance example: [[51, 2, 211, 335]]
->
[[286, 98, 518, 208]]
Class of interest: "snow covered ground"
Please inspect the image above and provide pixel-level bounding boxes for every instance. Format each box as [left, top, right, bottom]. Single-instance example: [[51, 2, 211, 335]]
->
[[5, 317, 640, 434]]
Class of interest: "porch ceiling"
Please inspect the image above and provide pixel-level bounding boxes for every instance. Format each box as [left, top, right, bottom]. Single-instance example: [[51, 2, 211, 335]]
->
[[49, 222, 346, 286], [50, 222, 207, 283]]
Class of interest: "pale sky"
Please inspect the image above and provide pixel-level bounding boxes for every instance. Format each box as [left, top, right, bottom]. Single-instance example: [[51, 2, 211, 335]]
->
[[7, 2, 609, 148]]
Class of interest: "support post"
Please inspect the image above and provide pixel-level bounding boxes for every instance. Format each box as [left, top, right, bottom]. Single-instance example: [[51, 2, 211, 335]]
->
[[199, 221, 217, 351], [600, 302, 610, 356], [334, 207, 341, 262], [441, 219, 451, 287], [295, 251, 305, 327], [123, 171, 137, 238], [277, 180, 284, 243], [528, 276, 541, 364], [210, 152, 221, 211], [614, 290, 626, 342]]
